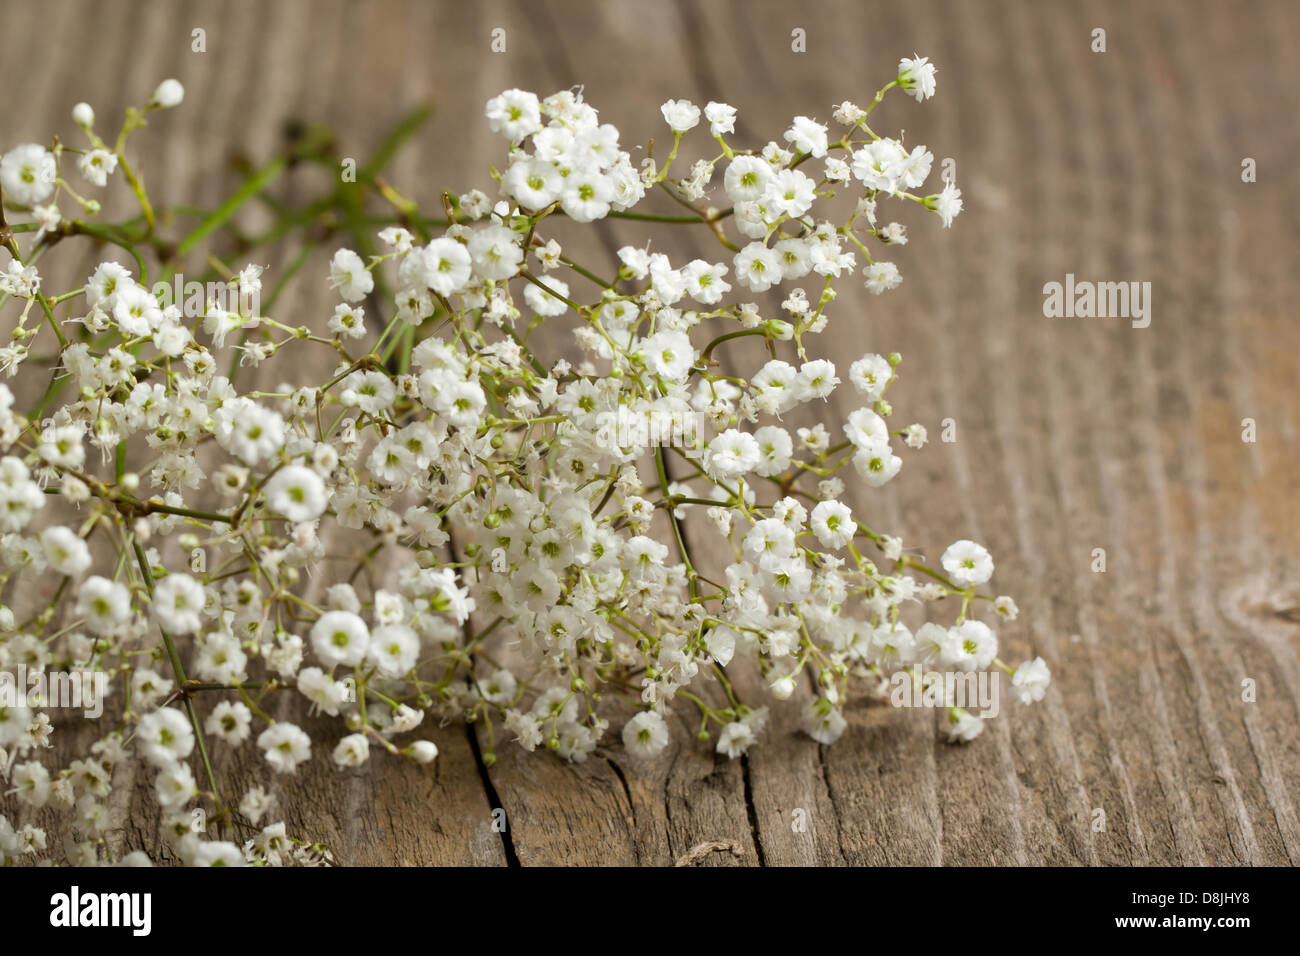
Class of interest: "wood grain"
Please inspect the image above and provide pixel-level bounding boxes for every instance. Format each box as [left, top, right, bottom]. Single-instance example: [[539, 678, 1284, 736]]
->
[[2, 0, 1297, 865]]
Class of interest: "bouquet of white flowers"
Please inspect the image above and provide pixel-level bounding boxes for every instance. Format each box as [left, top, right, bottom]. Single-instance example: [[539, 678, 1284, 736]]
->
[[0, 55, 1048, 865]]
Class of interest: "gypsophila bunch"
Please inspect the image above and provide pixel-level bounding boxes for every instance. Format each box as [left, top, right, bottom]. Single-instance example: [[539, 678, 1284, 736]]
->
[[0, 58, 1049, 865]]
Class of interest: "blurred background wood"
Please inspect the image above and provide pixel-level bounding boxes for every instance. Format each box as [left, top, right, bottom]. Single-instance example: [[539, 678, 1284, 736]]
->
[[2, 0, 1298, 865]]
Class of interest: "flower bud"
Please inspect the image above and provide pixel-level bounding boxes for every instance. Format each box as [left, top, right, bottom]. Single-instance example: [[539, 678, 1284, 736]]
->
[[151, 79, 185, 109]]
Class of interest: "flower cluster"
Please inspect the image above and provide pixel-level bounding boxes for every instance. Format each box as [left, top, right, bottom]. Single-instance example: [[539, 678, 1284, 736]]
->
[[0, 59, 1048, 865]]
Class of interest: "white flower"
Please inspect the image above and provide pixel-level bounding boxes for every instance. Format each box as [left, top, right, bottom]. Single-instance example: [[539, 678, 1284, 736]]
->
[[155, 763, 197, 808], [296, 667, 348, 717], [639, 329, 695, 380], [37, 424, 86, 469], [704, 101, 737, 136], [706, 429, 761, 478], [764, 168, 816, 218], [852, 439, 902, 487], [863, 261, 902, 295], [849, 353, 892, 401], [504, 157, 562, 211], [420, 237, 472, 296], [1010, 657, 1052, 704], [943, 620, 998, 672], [39, 526, 91, 576], [733, 242, 784, 293], [152, 574, 207, 634], [136, 709, 195, 768], [10, 761, 51, 808], [561, 170, 613, 223], [928, 182, 963, 228], [368, 624, 419, 677], [993, 595, 1020, 621], [811, 499, 854, 550], [192, 841, 246, 866], [332, 733, 370, 767], [310, 610, 370, 668], [941, 539, 994, 587], [485, 89, 542, 141], [151, 78, 185, 109], [468, 223, 523, 280], [723, 155, 774, 203], [660, 99, 700, 133], [948, 711, 984, 743], [682, 259, 731, 305], [265, 465, 327, 523], [802, 700, 847, 744], [784, 116, 829, 157], [328, 248, 374, 303], [523, 276, 570, 316], [0, 144, 56, 206], [898, 54, 937, 102], [257, 722, 312, 774], [75, 576, 131, 634], [715, 719, 756, 758], [0, 702, 32, 747], [205, 701, 253, 746], [77, 149, 118, 188], [622, 711, 669, 758]]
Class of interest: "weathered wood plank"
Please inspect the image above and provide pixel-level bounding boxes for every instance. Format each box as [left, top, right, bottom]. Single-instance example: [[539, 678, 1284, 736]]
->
[[2, 0, 1298, 866]]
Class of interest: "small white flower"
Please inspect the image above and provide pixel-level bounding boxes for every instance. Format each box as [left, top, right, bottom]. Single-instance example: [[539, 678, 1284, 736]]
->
[[622, 711, 669, 758], [783, 116, 829, 158], [941, 539, 994, 587], [332, 733, 370, 768], [716, 717, 761, 758], [265, 465, 328, 523], [75, 576, 131, 634], [152, 574, 207, 634], [523, 276, 570, 316], [1010, 657, 1051, 704], [704, 101, 737, 136], [420, 238, 472, 297], [368, 624, 419, 678], [723, 155, 774, 203], [898, 54, 937, 102], [155, 763, 197, 809], [257, 722, 312, 774], [328, 248, 374, 303], [39, 526, 91, 576], [205, 701, 253, 746], [310, 610, 370, 668], [136, 709, 195, 768], [485, 89, 542, 141], [810, 499, 854, 550], [0, 144, 56, 206], [863, 261, 902, 295], [660, 99, 700, 133], [927, 182, 963, 228], [947, 711, 984, 743]]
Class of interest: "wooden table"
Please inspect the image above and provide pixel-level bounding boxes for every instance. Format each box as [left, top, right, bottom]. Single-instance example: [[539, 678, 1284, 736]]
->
[[4, 0, 1298, 865]]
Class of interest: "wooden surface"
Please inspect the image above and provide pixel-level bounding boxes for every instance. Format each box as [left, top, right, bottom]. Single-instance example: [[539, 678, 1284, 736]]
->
[[4, 0, 1299, 865]]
